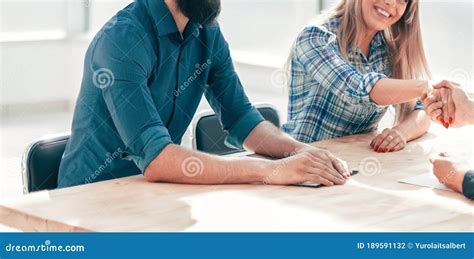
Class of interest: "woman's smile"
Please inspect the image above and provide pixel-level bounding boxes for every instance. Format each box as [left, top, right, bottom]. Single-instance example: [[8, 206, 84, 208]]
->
[[374, 5, 392, 19], [362, 0, 407, 33]]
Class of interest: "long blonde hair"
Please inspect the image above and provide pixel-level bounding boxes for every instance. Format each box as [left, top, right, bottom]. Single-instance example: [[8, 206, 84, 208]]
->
[[329, 0, 430, 80], [288, 0, 431, 123], [328, 0, 431, 122]]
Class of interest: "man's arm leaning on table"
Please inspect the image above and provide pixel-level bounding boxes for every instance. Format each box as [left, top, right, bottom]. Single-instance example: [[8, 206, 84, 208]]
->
[[144, 121, 350, 186]]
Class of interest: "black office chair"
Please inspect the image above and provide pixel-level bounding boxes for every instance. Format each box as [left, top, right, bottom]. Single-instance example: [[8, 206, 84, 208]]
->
[[192, 103, 281, 155], [21, 132, 70, 194]]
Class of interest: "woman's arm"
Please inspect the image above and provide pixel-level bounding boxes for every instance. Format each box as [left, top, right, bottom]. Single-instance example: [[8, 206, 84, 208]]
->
[[296, 27, 431, 107], [392, 107, 431, 142], [369, 78, 430, 105], [370, 101, 430, 152]]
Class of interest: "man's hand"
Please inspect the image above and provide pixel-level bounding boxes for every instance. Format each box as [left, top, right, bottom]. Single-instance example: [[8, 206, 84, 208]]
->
[[430, 152, 469, 193], [262, 149, 349, 186], [294, 145, 351, 178], [370, 128, 407, 153]]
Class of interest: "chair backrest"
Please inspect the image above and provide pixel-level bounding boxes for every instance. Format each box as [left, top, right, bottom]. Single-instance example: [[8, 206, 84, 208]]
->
[[192, 104, 280, 155], [21, 133, 70, 194]]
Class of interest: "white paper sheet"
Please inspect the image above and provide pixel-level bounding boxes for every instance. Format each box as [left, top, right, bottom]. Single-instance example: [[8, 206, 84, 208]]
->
[[398, 173, 453, 192]]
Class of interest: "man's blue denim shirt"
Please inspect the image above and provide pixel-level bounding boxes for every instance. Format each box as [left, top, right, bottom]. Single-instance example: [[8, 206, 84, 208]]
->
[[57, 0, 264, 188]]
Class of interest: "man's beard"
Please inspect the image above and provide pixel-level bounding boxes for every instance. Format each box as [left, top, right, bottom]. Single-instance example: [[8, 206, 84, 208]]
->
[[176, 0, 221, 26]]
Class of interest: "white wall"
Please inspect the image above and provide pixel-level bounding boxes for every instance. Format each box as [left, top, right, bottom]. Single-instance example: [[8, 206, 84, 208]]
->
[[1, 40, 86, 105], [420, 0, 473, 86], [1, 0, 472, 109]]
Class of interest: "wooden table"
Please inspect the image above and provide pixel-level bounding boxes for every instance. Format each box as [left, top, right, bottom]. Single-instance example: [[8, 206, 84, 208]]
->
[[1, 126, 472, 232]]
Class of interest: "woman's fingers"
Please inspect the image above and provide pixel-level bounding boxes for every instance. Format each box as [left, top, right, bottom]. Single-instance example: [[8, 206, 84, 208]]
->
[[422, 96, 436, 108], [391, 142, 405, 152], [433, 80, 456, 126], [376, 134, 394, 152], [372, 130, 389, 150], [385, 137, 401, 152], [430, 109, 443, 119], [422, 94, 444, 121], [425, 101, 443, 119], [371, 129, 407, 153], [447, 89, 455, 124], [440, 88, 449, 124]]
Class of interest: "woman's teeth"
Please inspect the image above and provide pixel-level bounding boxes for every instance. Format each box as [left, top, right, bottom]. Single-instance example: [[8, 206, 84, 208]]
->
[[376, 7, 391, 18]]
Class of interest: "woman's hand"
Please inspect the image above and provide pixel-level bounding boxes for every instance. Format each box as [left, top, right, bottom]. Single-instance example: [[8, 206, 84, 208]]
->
[[370, 128, 408, 153], [422, 80, 473, 128], [430, 152, 468, 193]]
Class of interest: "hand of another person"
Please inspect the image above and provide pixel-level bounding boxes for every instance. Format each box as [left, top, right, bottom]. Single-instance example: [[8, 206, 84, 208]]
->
[[430, 152, 469, 193], [423, 80, 472, 128]]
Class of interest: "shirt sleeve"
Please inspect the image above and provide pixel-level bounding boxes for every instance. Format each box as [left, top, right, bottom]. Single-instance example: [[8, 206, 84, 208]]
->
[[294, 25, 387, 105], [204, 26, 264, 149], [462, 170, 474, 199], [414, 99, 424, 110], [90, 25, 173, 172]]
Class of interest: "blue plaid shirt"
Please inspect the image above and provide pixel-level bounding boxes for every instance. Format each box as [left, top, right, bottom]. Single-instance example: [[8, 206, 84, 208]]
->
[[282, 18, 423, 143]]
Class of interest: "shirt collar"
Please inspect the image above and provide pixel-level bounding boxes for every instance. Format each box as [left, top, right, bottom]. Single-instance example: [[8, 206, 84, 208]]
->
[[372, 31, 385, 48], [140, 0, 201, 38], [330, 17, 385, 50]]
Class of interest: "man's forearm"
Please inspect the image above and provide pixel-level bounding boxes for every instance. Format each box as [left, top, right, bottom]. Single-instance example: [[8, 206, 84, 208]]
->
[[243, 121, 309, 158], [370, 78, 429, 105], [393, 109, 430, 141], [144, 144, 269, 184]]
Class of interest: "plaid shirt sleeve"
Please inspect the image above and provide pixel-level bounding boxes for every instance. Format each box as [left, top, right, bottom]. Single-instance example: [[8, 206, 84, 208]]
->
[[294, 26, 388, 105]]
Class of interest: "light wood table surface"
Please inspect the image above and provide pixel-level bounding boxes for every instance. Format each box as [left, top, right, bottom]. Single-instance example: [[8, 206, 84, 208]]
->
[[1, 126, 472, 232]]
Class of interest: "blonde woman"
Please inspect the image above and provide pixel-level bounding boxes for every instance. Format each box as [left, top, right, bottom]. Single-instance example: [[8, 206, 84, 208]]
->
[[282, 0, 449, 152]]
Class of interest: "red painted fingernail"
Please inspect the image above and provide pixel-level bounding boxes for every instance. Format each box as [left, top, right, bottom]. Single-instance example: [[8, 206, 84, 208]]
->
[[440, 118, 446, 124], [449, 117, 453, 124], [443, 122, 449, 129]]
